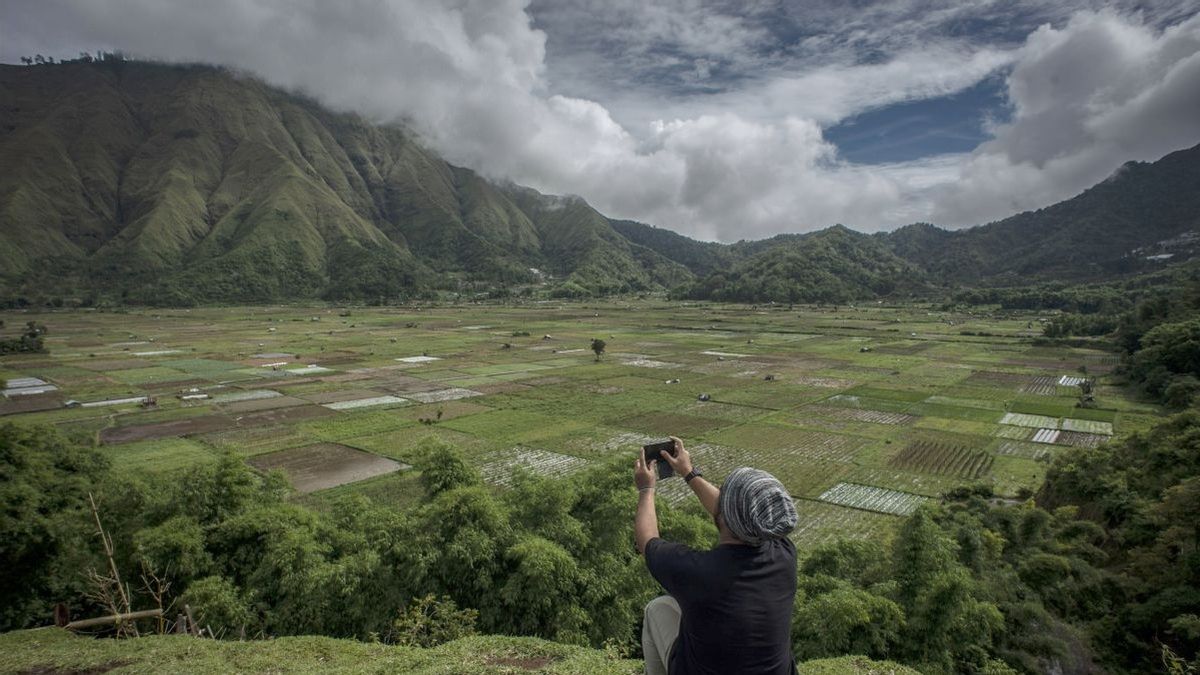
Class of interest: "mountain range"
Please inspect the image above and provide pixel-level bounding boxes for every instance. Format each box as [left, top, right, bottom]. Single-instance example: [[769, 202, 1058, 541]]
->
[[2, 59, 1198, 304]]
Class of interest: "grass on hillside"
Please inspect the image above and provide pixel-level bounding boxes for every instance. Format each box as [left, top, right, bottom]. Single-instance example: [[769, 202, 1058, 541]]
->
[[0, 629, 921, 674]]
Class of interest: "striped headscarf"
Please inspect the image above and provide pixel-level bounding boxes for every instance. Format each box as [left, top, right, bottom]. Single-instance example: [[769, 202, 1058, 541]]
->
[[717, 467, 797, 545]]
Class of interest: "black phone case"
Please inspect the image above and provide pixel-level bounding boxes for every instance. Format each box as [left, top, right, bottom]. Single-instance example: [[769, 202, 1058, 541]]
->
[[643, 441, 676, 479]]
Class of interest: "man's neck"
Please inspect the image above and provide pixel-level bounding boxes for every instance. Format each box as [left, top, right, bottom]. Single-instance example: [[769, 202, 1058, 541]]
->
[[717, 529, 748, 547]]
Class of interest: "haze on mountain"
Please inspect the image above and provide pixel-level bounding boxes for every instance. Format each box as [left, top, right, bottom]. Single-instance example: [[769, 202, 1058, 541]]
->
[[2, 0, 1200, 243]]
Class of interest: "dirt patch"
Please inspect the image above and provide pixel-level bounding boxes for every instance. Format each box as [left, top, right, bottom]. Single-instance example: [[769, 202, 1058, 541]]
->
[[873, 341, 934, 355], [319, 372, 376, 383], [964, 370, 1030, 387], [100, 405, 335, 444], [613, 412, 727, 436], [247, 443, 406, 492], [238, 404, 337, 426], [75, 359, 151, 371], [101, 414, 236, 443], [311, 354, 363, 366], [222, 396, 309, 413], [256, 376, 322, 388], [0, 393, 64, 416], [484, 655, 558, 670], [19, 660, 130, 675], [143, 379, 212, 393]]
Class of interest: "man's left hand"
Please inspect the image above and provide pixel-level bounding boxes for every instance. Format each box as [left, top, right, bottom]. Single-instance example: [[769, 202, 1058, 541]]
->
[[635, 447, 657, 490]]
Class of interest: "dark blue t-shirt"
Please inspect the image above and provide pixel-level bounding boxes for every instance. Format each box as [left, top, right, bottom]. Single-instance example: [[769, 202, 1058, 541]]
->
[[645, 537, 798, 675]]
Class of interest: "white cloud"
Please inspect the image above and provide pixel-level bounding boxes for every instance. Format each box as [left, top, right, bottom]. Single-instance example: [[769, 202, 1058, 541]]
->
[[1, 2, 1198, 241], [932, 10, 1200, 225]]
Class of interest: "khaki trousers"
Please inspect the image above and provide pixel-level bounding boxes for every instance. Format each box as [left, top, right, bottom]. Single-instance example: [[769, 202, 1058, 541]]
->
[[642, 595, 681, 675]]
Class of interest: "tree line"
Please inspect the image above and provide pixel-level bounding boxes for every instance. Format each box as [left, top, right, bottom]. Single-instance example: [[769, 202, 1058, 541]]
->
[[2, 411, 1198, 673], [15, 51, 130, 66]]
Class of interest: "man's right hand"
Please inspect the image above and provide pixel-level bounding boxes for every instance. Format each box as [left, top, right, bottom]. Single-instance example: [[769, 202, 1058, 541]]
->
[[661, 435, 693, 476]]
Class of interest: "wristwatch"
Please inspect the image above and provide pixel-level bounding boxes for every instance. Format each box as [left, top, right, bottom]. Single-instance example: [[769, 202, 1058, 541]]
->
[[683, 467, 703, 483]]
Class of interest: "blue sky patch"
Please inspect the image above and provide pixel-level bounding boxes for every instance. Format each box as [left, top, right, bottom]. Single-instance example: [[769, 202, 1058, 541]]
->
[[825, 75, 1012, 164]]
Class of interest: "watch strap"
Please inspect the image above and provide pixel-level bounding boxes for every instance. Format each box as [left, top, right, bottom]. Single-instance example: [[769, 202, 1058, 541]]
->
[[684, 468, 702, 483]]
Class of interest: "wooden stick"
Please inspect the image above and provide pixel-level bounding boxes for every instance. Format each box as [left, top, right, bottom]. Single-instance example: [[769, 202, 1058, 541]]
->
[[64, 609, 162, 631], [184, 605, 200, 637], [88, 493, 132, 615]]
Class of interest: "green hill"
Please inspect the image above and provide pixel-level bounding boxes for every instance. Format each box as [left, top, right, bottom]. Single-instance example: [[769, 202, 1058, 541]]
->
[[0, 60, 687, 303], [882, 143, 1200, 285], [0, 629, 922, 674], [681, 226, 930, 303]]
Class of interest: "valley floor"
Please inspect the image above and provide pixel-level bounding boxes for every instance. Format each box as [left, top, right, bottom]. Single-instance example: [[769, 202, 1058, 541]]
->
[[0, 301, 1159, 551]]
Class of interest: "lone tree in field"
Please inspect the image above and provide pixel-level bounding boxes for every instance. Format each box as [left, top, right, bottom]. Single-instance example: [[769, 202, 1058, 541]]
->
[[590, 338, 606, 362], [1077, 378, 1096, 407]]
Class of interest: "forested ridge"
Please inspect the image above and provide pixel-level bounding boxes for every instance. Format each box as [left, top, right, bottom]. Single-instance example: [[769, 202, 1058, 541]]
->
[[3, 58, 1200, 307]]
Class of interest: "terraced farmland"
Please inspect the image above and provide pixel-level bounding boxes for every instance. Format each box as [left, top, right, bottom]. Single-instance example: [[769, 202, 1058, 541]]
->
[[0, 301, 1140, 552], [818, 483, 929, 516], [890, 440, 995, 479]]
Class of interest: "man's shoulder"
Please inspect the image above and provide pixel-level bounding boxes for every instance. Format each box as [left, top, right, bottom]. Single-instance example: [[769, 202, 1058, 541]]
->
[[645, 537, 694, 558]]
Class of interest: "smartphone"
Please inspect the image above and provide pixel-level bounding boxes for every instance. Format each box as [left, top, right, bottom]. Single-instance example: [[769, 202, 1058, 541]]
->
[[643, 440, 676, 479]]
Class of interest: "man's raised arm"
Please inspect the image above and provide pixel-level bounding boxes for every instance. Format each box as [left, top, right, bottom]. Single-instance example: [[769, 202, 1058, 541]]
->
[[634, 446, 660, 555], [662, 436, 720, 518]]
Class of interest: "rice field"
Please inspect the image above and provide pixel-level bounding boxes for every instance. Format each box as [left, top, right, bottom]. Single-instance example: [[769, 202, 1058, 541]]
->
[[247, 443, 407, 493], [817, 482, 929, 516], [1, 301, 1142, 550], [1000, 412, 1059, 428], [480, 447, 591, 487], [890, 440, 995, 479]]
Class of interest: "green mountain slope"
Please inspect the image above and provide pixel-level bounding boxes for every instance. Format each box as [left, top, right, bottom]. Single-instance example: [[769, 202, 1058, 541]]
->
[[683, 226, 930, 303], [608, 219, 735, 277], [503, 188, 691, 294], [3, 59, 1198, 305], [0, 60, 686, 302], [883, 143, 1200, 284]]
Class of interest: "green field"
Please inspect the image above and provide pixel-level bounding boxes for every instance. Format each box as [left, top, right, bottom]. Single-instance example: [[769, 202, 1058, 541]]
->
[[0, 302, 1148, 550]]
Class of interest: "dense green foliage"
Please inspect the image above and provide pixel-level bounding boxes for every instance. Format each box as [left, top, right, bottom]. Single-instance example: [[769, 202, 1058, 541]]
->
[[790, 407, 1200, 674], [0, 321, 47, 354], [1112, 276, 1200, 405], [4, 411, 1199, 673], [1039, 412, 1200, 671], [0, 428, 710, 651], [679, 227, 929, 304]]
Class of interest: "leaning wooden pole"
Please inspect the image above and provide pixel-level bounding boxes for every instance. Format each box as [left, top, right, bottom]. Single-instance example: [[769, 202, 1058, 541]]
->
[[64, 609, 163, 631], [88, 492, 137, 636]]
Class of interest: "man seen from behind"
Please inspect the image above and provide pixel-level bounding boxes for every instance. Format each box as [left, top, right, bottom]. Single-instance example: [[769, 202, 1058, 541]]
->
[[634, 436, 799, 675]]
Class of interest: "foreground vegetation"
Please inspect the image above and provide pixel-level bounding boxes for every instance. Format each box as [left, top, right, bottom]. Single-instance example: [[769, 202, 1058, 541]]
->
[[4, 408, 1200, 673], [0, 629, 922, 674], [1, 300, 1195, 673]]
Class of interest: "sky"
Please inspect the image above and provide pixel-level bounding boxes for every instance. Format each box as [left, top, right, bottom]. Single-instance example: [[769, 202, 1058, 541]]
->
[[2, 1, 1200, 242]]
